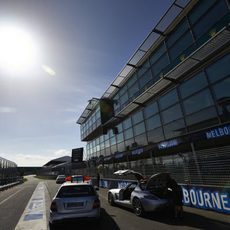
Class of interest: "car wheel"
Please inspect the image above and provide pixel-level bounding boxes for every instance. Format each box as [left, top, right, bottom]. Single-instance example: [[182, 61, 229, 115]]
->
[[132, 198, 144, 217], [108, 192, 115, 206]]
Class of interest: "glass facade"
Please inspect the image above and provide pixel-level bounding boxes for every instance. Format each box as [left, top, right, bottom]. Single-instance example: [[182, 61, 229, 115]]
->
[[85, 52, 230, 159], [78, 0, 230, 187]]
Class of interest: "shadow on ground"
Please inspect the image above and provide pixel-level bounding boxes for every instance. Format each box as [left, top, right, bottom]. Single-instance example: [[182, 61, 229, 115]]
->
[[145, 210, 230, 230], [50, 208, 120, 230]]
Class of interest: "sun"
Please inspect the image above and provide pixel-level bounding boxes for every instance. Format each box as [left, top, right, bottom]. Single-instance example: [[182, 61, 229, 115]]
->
[[0, 25, 39, 74]]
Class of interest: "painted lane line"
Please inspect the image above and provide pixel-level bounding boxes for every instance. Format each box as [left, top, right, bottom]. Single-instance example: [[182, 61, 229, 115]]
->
[[15, 182, 47, 230], [0, 188, 24, 205]]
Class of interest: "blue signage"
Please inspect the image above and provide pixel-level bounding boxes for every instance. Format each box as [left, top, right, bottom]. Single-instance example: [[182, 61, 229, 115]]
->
[[114, 153, 124, 159], [131, 148, 144, 156], [182, 185, 230, 214], [205, 124, 230, 140], [158, 138, 181, 149]]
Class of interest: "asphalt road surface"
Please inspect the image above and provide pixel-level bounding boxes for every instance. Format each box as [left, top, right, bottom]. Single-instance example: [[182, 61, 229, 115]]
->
[[0, 176, 41, 230], [45, 179, 230, 230], [0, 177, 229, 230]]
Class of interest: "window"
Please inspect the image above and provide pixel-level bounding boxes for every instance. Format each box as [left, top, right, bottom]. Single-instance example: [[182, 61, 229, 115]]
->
[[123, 117, 132, 130], [163, 119, 186, 139], [124, 128, 134, 139], [135, 133, 148, 146], [110, 136, 116, 145], [138, 60, 150, 76], [105, 139, 110, 148], [133, 122, 146, 136], [206, 54, 230, 83], [120, 92, 129, 106], [188, 0, 216, 25], [57, 185, 95, 198], [147, 127, 164, 143], [166, 19, 190, 48], [183, 89, 214, 115], [150, 42, 166, 65], [139, 70, 153, 90], [151, 54, 170, 77], [132, 110, 144, 125], [213, 77, 230, 101], [161, 104, 183, 124], [127, 73, 138, 88], [180, 71, 208, 98], [146, 114, 161, 131], [128, 82, 139, 99], [168, 31, 194, 60], [116, 123, 123, 133], [186, 107, 218, 131], [159, 89, 178, 110], [192, 0, 229, 39], [144, 101, 158, 118], [117, 132, 124, 143], [213, 78, 230, 122]]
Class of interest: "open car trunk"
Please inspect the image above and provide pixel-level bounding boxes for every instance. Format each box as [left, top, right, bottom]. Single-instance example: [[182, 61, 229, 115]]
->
[[146, 173, 171, 199]]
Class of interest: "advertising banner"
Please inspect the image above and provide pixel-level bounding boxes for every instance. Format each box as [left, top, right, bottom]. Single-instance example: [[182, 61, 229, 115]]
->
[[71, 148, 83, 163], [100, 178, 230, 214], [181, 185, 230, 214]]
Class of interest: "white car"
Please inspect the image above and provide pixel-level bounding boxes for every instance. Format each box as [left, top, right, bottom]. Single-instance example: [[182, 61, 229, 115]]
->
[[108, 170, 173, 216], [49, 182, 100, 227]]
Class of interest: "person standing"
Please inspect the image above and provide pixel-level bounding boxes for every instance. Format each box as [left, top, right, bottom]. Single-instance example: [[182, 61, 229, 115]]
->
[[97, 173, 100, 188], [167, 175, 183, 219]]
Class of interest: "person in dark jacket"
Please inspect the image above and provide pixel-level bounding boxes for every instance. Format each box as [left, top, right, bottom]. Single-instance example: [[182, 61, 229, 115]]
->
[[97, 173, 100, 188], [167, 176, 183, 219]]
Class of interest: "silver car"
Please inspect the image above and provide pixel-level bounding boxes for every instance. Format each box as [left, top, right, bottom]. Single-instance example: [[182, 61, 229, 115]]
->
[[108, 170, 173, 216], [55, 175, 66, 184], [49, 182, 100, 226]]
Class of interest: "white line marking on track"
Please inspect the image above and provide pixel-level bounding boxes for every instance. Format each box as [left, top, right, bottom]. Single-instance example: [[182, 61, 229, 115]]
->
[[0, 188, 24, 205]]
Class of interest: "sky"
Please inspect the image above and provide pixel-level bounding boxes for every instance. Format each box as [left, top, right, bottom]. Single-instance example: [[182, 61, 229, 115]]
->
[[0, 0, 173, 166]]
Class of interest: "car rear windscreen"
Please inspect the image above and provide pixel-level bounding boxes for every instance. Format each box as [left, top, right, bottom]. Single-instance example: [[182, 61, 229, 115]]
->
[[57, 185, 95, 198], [72, 176, 83, 183]]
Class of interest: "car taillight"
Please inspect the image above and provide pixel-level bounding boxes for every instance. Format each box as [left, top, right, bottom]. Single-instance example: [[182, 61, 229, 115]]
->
[[93, 199, 100, 209], [50, 201, 57, 212]]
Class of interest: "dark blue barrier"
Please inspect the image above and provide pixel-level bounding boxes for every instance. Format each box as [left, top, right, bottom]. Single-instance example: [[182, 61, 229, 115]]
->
[[98, 178, 230, 214], [181, 184, 230, 214]]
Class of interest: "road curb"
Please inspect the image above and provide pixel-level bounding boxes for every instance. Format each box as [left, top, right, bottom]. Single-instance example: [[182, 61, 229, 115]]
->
[[15, 182, 47, 230]]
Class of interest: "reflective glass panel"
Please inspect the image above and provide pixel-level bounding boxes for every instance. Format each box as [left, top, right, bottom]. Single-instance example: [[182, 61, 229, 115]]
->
[[124, 128, 134, 139], [152, 53, 170, 77], [128, 82, 139, 99], [166, 18, 189, 48], [133, 122, 146, 136], [147, 127, 164, 143], [132, 110, 144, 125], [163, 119, 186, 139], [150, 42, 166, 65], [161, 103, 183, 124], [186, 107, 218, 131], [144, 101, 158, 118], [168, 31, 193, 60], [183, 89, 214, 115], [180, 71, 208, 98], [146, 114, 161, 131], [192, 0, 228, 39], [139, 70, 153, 89], [188, 0, 216, 25], [159, 89, 178, 110], [206, 54, 230, 83], [213, 78, 230, 122], [123, 117, 132, 130]]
